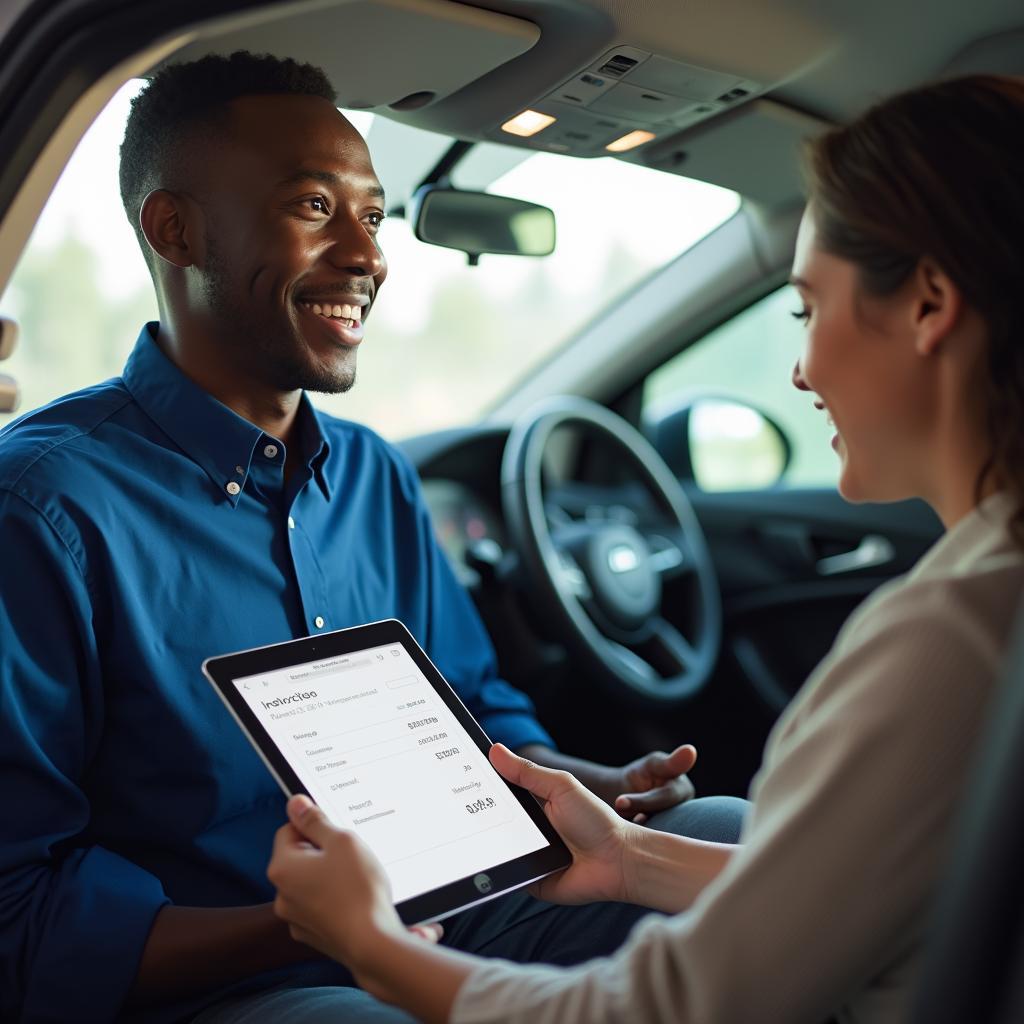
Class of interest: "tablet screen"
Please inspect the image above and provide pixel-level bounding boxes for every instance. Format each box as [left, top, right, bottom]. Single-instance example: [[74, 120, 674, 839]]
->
[[232, 641, 549, 904]]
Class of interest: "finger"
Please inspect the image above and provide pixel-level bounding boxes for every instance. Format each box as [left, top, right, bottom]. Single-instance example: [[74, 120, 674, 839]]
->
[[489, 744, 576, 803], [287, 923, 320, 950], [286, 794, 336, 849], [273, 892, 289, 921], [408, 922, 444, 943], [268, 822, 306, 873], [618, 780, 689, 814], [664, 744, 698, 776], [641, 745, 697, 781], [632, 812, 648, 826]]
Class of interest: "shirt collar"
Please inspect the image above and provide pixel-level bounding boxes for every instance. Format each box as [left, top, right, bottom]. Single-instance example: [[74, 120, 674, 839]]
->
[[909, 490, 1022, 580], [122, 323, 332, 505]]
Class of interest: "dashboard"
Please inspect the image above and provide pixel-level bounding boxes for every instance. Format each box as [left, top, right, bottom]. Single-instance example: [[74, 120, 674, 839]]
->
[[420, 478, 506, 568]]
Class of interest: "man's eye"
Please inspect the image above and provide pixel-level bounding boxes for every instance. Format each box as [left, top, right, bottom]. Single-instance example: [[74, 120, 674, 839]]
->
[[367, 212, 385, 229], [306, 197, 329, 214]]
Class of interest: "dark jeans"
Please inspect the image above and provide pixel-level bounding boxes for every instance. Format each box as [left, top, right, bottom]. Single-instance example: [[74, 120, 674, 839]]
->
[[192, 796, 749, 1023]]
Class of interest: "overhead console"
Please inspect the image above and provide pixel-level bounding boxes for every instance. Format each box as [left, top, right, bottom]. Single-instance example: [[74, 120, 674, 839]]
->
[[488, 44, 763, 157], [150, 0, 831, 209]]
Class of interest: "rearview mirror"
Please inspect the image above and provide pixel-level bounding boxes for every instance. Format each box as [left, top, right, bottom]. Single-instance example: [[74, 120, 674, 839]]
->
[[410, 185, 556, 265]]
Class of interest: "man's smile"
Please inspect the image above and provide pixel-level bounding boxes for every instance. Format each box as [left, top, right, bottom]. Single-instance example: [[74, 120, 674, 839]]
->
[[296, 300, 366, 346], [295, 290, 371, 347]]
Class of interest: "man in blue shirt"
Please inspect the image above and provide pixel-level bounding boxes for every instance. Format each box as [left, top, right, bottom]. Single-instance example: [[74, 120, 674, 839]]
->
[[0, 52, 733, 1023]]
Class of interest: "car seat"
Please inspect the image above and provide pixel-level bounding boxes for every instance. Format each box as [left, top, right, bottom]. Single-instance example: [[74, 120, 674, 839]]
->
[[909, 602, 1024, 1022]]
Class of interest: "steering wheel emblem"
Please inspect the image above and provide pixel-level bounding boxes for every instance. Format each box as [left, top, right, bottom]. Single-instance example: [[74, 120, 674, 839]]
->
[[607, 544, 639, 574]]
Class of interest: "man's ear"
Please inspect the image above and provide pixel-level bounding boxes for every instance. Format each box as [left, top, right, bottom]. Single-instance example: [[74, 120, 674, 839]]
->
[[912, 257, 963, 357], [139, 189, 202, 269]]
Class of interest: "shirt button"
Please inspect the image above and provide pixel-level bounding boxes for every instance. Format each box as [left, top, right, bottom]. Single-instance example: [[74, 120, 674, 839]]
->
[[288, 516, 296, 530], [264, 444, 279, 459], [314, 616, 325, 629], [226, 481, 241, 496]]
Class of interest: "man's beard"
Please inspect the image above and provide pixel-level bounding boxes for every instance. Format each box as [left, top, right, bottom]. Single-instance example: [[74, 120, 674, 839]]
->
[[201, 238, 357, 395]]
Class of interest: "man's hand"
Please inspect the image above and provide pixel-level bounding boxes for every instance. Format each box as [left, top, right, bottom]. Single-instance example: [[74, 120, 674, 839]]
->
[[490, 744, 639, 904], [516, 743, 697, 824], [611, 745, 698, 824]]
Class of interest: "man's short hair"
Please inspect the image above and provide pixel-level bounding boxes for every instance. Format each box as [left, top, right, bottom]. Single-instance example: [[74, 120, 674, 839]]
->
[[119, 50, 337, 268]]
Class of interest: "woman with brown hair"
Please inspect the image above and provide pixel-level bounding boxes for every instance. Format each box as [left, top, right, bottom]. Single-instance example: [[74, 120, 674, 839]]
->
[[265, 75, 1024, 1024]]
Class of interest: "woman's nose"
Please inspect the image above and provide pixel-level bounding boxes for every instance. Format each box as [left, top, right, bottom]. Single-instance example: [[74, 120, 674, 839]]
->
[[792, 359, 811, 392]]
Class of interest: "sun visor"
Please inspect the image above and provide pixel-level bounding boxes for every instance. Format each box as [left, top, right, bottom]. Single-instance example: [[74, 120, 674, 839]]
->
[[151, 0, 540, 111]]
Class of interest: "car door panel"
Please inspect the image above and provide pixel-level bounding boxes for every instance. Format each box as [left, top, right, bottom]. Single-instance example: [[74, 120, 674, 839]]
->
[[686, 485, 942, 712]]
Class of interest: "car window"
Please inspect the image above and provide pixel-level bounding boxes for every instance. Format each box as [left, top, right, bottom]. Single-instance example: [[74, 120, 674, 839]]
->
[[0, 81, 739, 437], [643, 284, 839, 490]]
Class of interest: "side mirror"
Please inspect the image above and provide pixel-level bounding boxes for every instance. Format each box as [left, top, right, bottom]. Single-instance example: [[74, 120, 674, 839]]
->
[[646, 396, 790, 491], [409, 185, 556, 265]]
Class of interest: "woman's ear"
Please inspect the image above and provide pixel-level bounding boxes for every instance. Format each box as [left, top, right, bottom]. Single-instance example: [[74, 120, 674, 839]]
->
[[912, 257, 963, 357], [139, 189, 202, 269]]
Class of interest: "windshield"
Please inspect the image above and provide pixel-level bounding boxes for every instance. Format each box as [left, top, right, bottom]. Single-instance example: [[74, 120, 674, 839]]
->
[[0, 81, 739, 437]]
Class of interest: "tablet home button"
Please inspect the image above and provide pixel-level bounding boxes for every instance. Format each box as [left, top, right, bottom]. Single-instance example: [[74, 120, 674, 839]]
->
[[473, 873, 493, 894]]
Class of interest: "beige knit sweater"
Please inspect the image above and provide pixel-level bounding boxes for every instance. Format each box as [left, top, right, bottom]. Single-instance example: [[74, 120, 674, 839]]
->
[[452, 492, 1024, 1024]]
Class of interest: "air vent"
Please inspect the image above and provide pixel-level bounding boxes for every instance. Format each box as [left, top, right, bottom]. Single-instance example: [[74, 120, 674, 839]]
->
[[597, 55, 639, 77]]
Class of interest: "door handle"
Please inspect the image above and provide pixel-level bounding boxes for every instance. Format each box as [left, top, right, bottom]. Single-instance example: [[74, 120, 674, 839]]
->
[[816, 534, 895, 576]]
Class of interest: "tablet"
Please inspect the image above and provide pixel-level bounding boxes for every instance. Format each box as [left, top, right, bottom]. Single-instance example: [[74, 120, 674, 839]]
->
[[202, 618, 571, 924]]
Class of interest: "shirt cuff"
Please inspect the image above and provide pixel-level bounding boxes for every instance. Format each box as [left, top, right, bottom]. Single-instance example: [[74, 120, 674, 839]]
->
[[453, 959, 549, 1024], [479, 712, 556, 752], [451, 958, 610, 1024], [22, 846, 169, 1022]]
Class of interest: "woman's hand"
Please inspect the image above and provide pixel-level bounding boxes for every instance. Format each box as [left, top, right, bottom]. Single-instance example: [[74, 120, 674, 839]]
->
[[267, 796, 442, 973], [269, 796, 474, 1023], [490, 743, 645, 905]]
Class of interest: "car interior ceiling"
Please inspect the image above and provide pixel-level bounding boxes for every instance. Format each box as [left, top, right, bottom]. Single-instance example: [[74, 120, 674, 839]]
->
[[2, 5, 1024, 1003]]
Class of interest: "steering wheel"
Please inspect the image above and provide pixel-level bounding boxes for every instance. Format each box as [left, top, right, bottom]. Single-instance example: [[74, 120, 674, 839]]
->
[[501, 397, 721, 704]]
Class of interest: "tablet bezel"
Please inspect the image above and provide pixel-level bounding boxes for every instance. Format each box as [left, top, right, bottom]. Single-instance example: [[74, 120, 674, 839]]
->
[[202, 618, 571, 924]]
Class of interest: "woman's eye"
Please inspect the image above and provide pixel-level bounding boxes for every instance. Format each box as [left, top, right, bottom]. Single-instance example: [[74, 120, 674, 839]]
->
[[791, 307, 811, 325]]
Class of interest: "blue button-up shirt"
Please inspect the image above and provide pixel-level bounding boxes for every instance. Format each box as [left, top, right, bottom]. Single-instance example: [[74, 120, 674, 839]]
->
[[0, 324, 552, 1023]]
